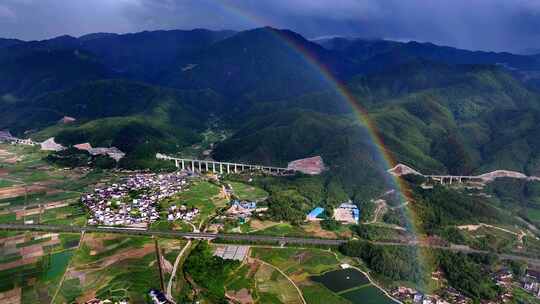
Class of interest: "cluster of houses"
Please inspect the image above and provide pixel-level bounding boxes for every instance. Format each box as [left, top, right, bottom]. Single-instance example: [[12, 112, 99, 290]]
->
[[85, 299, 128, 304], [0, 130, 35, 146], [208, 200, 268, 232], [166, 204, 199, 222], [82, 172, 189, 226], [0, 129, 125, 162], [306, 201, 360, 224], [522, 269, 540, 298], [149, 289, 173, 304], [391, 268, 540, 304], [392, 286, 471, 304], [224, 200, 267, 223]]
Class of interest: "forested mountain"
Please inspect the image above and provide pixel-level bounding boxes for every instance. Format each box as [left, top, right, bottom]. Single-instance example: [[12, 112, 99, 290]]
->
[[160, 27, 358, 101], [0, 80, 223, 167], [2, 27, 540, 194], [76, 29, 236, 81], [318, 37, 540, 71], [0, 38, 22, 48], [0, 49, 110, 98]]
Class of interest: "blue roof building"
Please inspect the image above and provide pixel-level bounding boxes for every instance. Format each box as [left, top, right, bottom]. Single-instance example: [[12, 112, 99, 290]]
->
[[232, 200, 257, 209], [307, 207, 325, 221], [334, 202, 360, 224]]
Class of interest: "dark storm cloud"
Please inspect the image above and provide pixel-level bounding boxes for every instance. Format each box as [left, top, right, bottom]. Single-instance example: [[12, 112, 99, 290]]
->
[[0, 0, 539, 52]]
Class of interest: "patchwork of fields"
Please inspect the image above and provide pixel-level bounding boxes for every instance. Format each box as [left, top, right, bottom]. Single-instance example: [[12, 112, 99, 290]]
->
[[251, 247, 397, 304], [0, 144, 123, 227], [0, 231, 81, 304], [56, 233, 161, 304]]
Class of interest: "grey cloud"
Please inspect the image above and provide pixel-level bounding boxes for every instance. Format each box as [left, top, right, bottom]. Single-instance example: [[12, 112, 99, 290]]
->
[[0, 0, 539, 52]]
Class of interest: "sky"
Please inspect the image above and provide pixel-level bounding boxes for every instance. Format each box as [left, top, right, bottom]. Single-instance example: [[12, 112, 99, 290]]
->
[[0, 0, 539, 53]]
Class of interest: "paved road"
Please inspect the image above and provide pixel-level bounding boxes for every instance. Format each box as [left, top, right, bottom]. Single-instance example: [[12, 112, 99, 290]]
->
[[2, 223, 540, 266], [0, 223, 344, 245]]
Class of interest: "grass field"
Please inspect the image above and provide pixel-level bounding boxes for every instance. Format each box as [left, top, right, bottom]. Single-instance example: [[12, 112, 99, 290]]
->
[[512, 287, 540, 304], [251, 247, 345, 303], [526, 208, 540, 222], [161, 180, 227, 227], [301, 284, 351, 304], [227, 181, 268, 201], [251, 222, 307, 236], [255, 262, 303, 304], [251, 247, 344, 277], [249, 247, 398, 304]]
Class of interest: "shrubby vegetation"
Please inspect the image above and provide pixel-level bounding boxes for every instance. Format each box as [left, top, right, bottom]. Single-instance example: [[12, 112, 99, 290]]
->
[[353, 225, 407, 242], [486, 178, 540, 224], [411, 185, 511, 235], [341, 240, 501, 301], [339, 240, 424, 283], [46, 148, 116, 169], [265, 190, 310, 224], [436, 251, 500, 300], [320, 219, 341, 231], [184, 242, 240, 302]]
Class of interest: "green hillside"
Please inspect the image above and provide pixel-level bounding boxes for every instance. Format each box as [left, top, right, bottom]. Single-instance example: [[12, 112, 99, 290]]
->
[[0, 49, 109, 98], [211, 63, 540, 203], [2, 28, 540, 187], [0, 80, 227, 168]]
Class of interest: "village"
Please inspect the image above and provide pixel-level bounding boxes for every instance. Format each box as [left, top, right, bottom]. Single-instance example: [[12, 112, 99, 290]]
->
[[2, 136, 540, 304], [391, 268, 540, 304], [81, 172, 194, 227]]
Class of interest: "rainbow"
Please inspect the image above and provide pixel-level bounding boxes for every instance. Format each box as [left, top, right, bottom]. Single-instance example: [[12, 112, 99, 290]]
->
[[214, 0, 429, 287]]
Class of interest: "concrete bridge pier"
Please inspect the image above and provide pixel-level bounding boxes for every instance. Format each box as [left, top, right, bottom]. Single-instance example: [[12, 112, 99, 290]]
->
[[213, 162, 216, 173], [175, 159, 179, 168], [181, 160, 185, 170], [227, 164, 230, 174], [191, 160, 195, 172]]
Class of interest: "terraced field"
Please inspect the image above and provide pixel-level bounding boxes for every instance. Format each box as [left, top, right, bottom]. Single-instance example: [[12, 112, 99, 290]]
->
[[251, 247, 397, 304], [56, 233, 160, 304], [0, 231, 81, 304], [0, 143, 123, 227]]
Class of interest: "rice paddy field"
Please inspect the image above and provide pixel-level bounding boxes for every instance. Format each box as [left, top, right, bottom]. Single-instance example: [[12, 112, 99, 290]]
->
[[0, 231, 81, 304], [250, 247, 397, 304], [224, 257, 303, 304], [0, 143, 124, 227], [55, 233, 161, 304]]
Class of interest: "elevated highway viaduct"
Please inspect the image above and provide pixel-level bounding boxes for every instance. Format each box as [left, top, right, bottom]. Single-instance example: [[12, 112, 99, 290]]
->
[[156, 153, 292, 174]]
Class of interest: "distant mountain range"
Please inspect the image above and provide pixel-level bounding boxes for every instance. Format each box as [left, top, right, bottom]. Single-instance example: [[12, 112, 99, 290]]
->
[[1, 27, 540, 198]]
